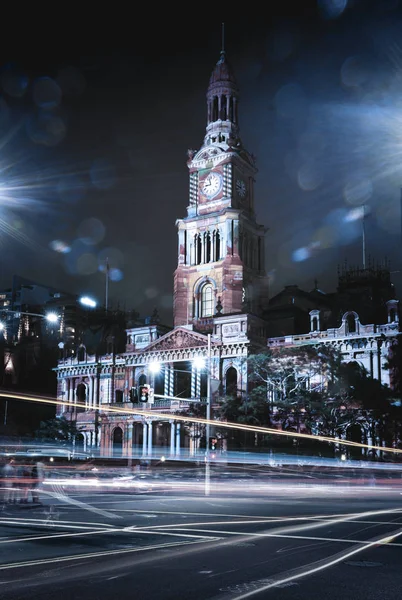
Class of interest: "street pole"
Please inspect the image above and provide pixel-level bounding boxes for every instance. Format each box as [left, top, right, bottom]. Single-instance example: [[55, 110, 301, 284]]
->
[[105, 258, 110, 312], [205, 333, 211, 496]]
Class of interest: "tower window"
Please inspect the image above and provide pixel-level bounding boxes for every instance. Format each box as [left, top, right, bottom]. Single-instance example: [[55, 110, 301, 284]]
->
[[205, 231, 211, 263], [214, 230, 221, 261], [347, 314, 356, 333], [201, 284, 214, 317]]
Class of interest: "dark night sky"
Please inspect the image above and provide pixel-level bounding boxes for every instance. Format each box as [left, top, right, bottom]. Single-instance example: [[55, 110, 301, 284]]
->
[[1, 1, 402, 325]]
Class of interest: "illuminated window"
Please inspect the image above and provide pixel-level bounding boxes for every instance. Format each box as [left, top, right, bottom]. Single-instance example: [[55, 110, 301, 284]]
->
[[201, 284, 214, 317]]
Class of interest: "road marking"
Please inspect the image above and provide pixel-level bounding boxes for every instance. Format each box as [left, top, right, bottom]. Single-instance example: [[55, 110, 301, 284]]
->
[[0, 537, 219, 572]]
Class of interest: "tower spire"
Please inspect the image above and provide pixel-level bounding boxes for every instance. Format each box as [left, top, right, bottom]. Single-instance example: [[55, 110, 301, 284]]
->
[[221, 22, 225, 54]]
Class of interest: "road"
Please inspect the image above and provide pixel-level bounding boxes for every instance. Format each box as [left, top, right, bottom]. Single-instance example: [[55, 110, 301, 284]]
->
[[0, 468, 402, 599]]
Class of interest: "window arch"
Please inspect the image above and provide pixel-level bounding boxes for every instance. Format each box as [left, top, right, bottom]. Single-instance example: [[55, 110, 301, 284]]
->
[[225, 367, 238, 397], [76, 383, 86, 402], [346, 313, 356, 334], [201, 284, 214, 317]]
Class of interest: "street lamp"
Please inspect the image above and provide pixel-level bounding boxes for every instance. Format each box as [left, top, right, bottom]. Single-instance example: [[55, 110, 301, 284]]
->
[[79, 296, 97, 308], [0, 309, 61, 427]]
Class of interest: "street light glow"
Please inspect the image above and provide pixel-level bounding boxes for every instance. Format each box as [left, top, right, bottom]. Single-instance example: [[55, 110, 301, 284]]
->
[[194, 357, 205, 370], [45, 312, 59, 324], [79, 296, 97, 308], [0, 322, 4, 331], [149, 362, 161, 374]]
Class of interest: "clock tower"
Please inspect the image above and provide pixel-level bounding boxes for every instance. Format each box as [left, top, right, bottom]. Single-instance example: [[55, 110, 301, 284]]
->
[[173, 48, 269, 328]]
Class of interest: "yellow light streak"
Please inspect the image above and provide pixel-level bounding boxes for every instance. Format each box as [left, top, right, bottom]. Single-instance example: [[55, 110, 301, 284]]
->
[[0, 390, 401, 456]]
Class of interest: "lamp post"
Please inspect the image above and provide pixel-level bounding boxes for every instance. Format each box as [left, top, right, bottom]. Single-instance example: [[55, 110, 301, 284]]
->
[[205, 332, 212, 496], [0, 309, 61, 427]]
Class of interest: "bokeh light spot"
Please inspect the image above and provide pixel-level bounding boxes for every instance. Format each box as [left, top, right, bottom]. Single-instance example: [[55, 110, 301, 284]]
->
[[274, 83, 307, 119], [77, 217, 106, 246], [1, 67, 28, 98], [76, 253, 98, 275], [49, 240, 71, 254], [33, 77, 62, 108], [90, 159, 116, 190], [145, 287, 159, 299], [318, 0, 348, 20], [109, 268, 124, 282], [297, 161, 323, 191], [292, 247, 311, 262], [341, 55, 368, 88], [27, 112, 66, 146], [56, 66, 86, 96], [343, 177, 372, 205]]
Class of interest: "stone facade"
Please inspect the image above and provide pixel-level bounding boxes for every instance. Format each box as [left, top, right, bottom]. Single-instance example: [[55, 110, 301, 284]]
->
[[54, 50, 400, 458]]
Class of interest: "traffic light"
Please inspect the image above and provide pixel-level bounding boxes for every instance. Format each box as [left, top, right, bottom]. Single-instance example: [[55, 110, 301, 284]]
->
[[129, 387, 138, 403], [138, 384, 154, 403], [209, 437, 217, 451]]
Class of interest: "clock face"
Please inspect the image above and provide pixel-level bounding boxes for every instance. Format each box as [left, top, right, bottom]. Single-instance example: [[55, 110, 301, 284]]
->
[[201, 172, 223, 199], [236, 179, 247, 198]]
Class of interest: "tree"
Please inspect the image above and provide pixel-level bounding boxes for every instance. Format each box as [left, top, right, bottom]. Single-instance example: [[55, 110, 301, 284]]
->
[[247, 346, 329, 407], [35, 416, 79, 443]]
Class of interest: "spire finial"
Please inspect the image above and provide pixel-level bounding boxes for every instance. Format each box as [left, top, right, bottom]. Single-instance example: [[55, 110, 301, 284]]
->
[[221, 22, 225, 54]]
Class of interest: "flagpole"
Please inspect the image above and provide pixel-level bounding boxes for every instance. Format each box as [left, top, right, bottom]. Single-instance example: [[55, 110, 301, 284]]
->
[[105, 258, 109, 312], [362, 204, 366, 269]]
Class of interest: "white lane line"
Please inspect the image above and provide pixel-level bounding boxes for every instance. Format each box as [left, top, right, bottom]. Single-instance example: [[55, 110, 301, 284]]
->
[[0, 537, 220, 572], [162, 526, 402, 548], [221, 528, 402, 599]]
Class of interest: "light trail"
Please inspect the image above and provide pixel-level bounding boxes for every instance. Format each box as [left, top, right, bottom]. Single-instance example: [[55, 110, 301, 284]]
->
[[156, 526, 402, 548], [1, 390, 402, 456], [0, 537, 220, 572], [227, 527, 402, 599]]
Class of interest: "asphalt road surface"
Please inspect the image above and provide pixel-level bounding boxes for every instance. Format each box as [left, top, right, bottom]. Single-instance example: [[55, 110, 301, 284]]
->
[[0, 469, 402, 600]]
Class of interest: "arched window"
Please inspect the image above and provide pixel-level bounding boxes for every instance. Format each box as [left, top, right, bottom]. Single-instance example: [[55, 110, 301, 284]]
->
[[312, 317, 318, 332], [347, 314, 356, 334], [112, 427, 123, 457], [225, 367, 238, 397], [196, 234, 202, 265], [201, 284, 214, 317], [78, 346, 85, 362], [390, 308, 396, 323], [214, 230, 221, 261], [76, 383, 86, 402], [205, 231, 211, 263]]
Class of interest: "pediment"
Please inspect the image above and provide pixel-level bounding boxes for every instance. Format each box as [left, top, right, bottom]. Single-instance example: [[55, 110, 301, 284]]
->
[[145, 327, 208, 352], [194, 145, 226, 161]]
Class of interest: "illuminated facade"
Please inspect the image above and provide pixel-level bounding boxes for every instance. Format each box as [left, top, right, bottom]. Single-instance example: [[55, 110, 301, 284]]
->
[[55, 49, 270, 457], [55, 50, 400, 458]]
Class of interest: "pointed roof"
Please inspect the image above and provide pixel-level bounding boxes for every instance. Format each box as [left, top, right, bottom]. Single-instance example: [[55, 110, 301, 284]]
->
[[208, 51, 237, 88]]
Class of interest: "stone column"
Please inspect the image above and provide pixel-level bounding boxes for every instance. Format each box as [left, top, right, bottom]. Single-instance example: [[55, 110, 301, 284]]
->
[[87, 377, 93, 410], [147, 421, 153, 457], [68, 378, 74, 412], [175, 422, 181, 456], [170, 421, 175, 456], [93, 376, 99, 408], [142, 422, 147, 456], [168, 364, 174, 397], [164, 366, 170, 399], [127, 424, 133, 458], [191, 363, 197, 398]]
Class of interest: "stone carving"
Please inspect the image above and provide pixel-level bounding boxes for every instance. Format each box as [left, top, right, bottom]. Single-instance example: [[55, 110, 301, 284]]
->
[[149, 329, 207, 351], [222, 323, 240, 337]]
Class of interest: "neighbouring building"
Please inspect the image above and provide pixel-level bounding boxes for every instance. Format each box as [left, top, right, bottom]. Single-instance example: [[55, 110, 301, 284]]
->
[[54, 48, 400, 458]]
